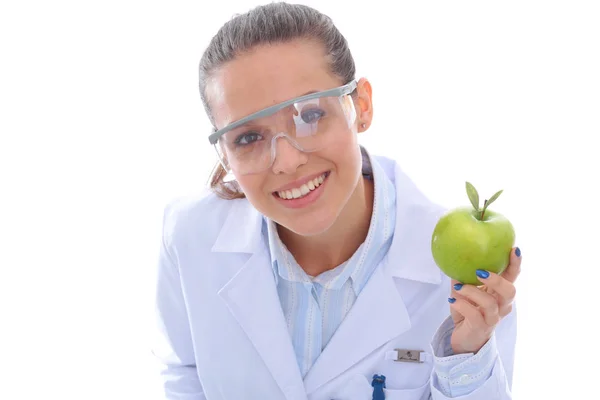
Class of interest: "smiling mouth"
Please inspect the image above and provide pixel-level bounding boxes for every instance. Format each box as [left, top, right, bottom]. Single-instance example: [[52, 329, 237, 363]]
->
[[274, 171, 330, 200]]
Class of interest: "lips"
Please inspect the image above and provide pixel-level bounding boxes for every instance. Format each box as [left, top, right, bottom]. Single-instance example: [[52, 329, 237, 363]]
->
[[275, 172, 329, 200]]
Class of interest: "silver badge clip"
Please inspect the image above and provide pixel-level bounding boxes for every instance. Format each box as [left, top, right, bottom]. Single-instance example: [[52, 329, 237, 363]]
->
[[393, 349, 424, 363]]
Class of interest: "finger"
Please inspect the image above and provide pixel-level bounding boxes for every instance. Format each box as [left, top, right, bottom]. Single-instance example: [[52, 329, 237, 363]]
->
[[452, 281, 478, 307], [448, 296, 487, 330], [501, 247, 522, 284], [453, 283, 500, 326], [475, 270, 517, 308]]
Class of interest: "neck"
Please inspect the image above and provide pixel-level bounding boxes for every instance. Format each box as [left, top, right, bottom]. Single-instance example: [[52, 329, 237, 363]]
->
[[278, 175, 375, 277]]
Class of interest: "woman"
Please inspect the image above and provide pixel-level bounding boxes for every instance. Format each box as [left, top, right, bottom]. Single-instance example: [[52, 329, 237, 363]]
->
[[152, 3, 521, 399]]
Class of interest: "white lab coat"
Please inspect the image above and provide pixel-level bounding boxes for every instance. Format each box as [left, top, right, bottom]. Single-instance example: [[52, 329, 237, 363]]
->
[[152, 154, 517, 400]]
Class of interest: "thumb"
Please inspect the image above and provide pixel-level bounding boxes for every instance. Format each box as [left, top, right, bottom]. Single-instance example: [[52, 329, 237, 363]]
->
[[501, 247, 522, 284]]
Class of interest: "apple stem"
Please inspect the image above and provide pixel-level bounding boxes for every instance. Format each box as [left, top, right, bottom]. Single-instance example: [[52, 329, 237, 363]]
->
[[481, 200, 488, 220]]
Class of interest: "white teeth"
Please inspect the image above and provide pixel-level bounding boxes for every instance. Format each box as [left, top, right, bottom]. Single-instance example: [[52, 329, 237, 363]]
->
[[276, 173, 328, 200]]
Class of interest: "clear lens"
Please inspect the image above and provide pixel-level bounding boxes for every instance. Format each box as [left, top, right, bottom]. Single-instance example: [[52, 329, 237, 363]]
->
[[214, 94, 356, 175]]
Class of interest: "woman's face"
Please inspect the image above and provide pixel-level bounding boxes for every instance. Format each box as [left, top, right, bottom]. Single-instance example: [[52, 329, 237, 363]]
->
[[206, 39, 373, 236]]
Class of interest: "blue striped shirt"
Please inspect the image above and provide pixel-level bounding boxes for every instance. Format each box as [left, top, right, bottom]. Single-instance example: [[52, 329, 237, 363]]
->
[[263, 149, 396, 377]]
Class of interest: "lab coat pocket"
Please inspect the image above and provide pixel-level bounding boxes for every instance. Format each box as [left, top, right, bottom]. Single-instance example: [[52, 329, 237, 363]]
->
[[332, 373, 430, 400], [375, 350, 433, 400], [383, 377, 431, 400]]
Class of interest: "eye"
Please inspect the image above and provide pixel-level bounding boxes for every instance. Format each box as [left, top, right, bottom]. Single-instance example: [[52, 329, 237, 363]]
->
[[234, 132, 263, 146], [300, 108, 325, 124]]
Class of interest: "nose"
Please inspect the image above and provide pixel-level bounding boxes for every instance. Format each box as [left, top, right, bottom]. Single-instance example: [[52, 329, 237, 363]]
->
[[271, 134, 308, 175]]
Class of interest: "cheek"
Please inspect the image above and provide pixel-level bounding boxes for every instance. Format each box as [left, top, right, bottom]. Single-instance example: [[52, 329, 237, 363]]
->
[[236, 175, 261, 195], [235, 174, 272, 206], [325, 132, 362, 173], [327, 122, 359, 156]]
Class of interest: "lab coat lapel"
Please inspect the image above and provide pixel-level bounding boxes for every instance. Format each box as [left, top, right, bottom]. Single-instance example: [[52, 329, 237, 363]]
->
[[303, 259, 411, 394], [215, 201, 306, 400]]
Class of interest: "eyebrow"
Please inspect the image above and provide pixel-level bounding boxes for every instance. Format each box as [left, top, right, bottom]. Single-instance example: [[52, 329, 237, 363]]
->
[[299, 89, 319, 96], [229, 89, 320, 124]]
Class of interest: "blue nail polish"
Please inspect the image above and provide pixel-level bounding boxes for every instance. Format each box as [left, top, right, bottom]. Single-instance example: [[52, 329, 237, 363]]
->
[[448, 297, 456, 303], [476, 269, 490, 279], [516, 247, 521, 257], [453, 283, 463, 290]]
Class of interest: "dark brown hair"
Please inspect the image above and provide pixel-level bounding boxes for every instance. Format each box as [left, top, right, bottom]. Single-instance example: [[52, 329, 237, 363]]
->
[[199, 2, 357, 199]]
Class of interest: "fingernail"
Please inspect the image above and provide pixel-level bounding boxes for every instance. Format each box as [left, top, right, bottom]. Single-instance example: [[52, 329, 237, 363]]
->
[[476, 269, 490, 279], [448, 297, 456, 303], [453, 283, 463, 290], [515, 247, 521, 257]]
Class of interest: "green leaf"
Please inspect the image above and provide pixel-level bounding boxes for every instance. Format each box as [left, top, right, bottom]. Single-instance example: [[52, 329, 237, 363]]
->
[[484, 189, 503, 209], [480, 189, 503, 219], [465, 182, 480, 211]]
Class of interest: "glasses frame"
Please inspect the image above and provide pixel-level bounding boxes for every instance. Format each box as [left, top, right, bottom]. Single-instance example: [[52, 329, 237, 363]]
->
[[207, 80, 358, 145]]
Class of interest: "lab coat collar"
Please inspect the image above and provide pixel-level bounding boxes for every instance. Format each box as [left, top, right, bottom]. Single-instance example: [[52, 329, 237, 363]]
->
[[382, 156, 444, 285], [211, 198, 264, 254], [210, 154, 444, 285], [213, 153, 445, 398]]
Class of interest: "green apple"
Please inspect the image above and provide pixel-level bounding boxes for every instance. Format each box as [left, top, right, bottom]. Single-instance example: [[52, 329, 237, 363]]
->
[[431, 182, 515, 285]]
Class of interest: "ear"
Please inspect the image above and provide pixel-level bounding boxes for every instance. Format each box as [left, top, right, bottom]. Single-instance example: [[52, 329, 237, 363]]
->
[[355, 77, 373, 132]]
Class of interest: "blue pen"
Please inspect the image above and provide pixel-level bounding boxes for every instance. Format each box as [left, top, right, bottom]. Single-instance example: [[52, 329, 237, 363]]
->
[[371, 374, 386, 400]]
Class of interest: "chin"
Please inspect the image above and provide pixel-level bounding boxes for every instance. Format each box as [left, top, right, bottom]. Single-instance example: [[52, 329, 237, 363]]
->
[[281, 214, 338, 237]]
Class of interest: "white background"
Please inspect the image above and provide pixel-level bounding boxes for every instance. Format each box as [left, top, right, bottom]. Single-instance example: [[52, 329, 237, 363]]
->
[[1, 0, 598, 398]]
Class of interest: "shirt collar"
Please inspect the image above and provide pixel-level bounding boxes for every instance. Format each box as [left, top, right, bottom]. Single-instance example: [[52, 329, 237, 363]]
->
[[264, 216, 309, 285], [348, 147, 396, 294], [264, 146, 396, 293]]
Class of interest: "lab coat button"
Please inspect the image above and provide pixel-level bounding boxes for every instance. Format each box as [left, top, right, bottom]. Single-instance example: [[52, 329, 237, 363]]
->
[[459, 374, 470, 384]]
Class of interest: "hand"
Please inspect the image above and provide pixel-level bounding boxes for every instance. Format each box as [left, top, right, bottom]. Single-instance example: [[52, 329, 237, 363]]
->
[[448, 247, 522, 355]]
